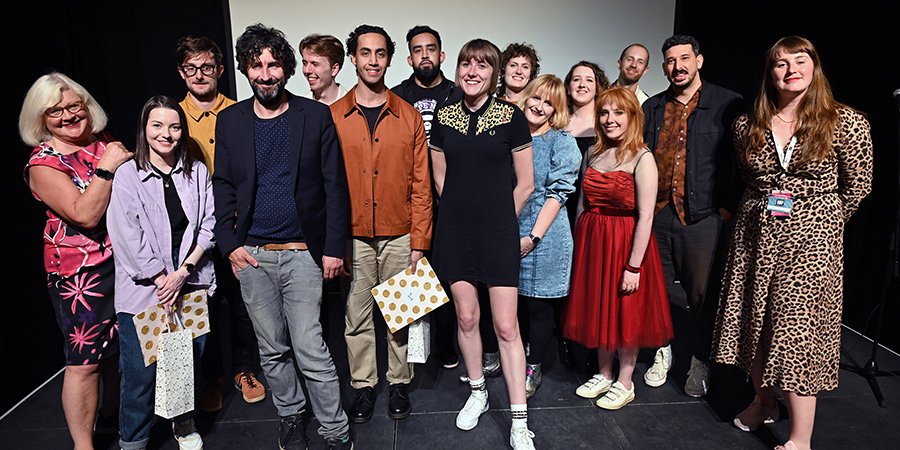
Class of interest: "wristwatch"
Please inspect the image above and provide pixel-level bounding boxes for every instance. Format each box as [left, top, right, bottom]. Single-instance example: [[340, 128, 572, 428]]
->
[[529, 234, 541, 245], [94, 168, 115, 180], [182, 262, 196, 274]]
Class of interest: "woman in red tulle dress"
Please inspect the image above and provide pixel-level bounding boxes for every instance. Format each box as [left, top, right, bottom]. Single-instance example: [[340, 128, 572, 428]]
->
[[563, 87, 673, 410]]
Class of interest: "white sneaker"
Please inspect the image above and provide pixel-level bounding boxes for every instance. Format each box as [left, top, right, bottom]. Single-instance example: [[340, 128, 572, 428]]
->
[[510, 426, 536, 450], [685, 356, 709, 397], [595, 381, 635, 410], [173, 420, 204, 450], [643, 344, 672, 387], [575, 373, 613, 398], [456, 390, 489, 430]]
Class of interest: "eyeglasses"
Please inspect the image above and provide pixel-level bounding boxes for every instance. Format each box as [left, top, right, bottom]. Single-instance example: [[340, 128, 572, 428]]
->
[[180, 64, 218, 76], [45, 101, 84, 118]]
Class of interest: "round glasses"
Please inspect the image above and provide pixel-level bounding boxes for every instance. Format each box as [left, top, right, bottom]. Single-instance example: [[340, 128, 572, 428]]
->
[[180, 64, 218, 77], [45, 101, 84, 118]]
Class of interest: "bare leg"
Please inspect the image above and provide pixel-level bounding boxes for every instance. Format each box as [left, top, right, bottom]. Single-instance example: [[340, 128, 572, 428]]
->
[[489, 285, 527, 406], [783, 391, 816, 450], [62, 364, 101, 450], [596, 348, 615, 381], [616, 348, 639, 390], [750, 338, 777, 405], [452, 281, 483, 381]]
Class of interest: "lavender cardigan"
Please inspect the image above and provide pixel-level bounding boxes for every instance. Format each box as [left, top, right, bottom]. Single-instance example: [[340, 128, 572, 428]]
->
[[107, 159, 216, 315]]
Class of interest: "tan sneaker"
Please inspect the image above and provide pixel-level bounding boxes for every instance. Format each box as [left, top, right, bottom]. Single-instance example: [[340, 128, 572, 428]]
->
[[595, 381, 635, 410], [198, 377, 223, 413], [235, 372, 266, 403], [684, 356, 709, 397]]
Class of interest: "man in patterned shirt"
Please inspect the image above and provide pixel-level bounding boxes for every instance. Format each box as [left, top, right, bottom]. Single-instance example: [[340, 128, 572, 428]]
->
[[642, 35, 743, 398]]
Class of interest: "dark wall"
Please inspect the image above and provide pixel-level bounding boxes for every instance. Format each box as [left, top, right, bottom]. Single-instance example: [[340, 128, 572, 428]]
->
[[672, 1, 900, 351], [2, 0, 234, 413]]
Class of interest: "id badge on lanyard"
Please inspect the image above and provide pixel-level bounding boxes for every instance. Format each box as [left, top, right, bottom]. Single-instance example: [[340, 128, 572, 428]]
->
[[766, 135, 797, 217]]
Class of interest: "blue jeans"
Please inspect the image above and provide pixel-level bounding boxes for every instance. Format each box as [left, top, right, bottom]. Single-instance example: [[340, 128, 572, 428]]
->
[[237, 246, 350, 440], [118, 312, 206, 450]]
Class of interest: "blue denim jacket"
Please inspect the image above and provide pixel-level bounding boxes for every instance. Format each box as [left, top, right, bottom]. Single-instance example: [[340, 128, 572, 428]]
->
[[518, 129, 581, 298]]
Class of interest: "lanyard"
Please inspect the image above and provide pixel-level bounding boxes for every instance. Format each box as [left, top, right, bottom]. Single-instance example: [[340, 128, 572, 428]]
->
[[773, 135, 797, 173]]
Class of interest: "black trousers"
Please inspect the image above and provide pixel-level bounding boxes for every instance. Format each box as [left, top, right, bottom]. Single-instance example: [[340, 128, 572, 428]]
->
[[652, 203, 726, 363], [201, 246, 261, 380]]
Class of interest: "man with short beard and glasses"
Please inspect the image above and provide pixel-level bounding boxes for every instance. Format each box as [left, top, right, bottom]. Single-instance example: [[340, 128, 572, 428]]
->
[[212, 23, 353, 450], [612, 43, 651, 105], [642, 34, 744, 399], [174, 35, 267, 415]]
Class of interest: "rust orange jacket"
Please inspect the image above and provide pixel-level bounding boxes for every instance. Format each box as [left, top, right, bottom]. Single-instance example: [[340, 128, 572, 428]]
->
[[330, 86, 433, 250]]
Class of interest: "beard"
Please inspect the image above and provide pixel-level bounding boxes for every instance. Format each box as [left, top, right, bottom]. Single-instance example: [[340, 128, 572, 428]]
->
[[621, 70, 643, 84], [251, 77, 286, 107], [413, 62, 440, 85]]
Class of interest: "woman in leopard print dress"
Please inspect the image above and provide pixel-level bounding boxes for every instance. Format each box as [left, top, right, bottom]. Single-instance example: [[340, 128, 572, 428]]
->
[[711, 36, 873, 450]]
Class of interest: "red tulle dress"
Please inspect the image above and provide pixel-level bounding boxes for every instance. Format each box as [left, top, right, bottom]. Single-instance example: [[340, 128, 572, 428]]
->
[[563, 169, 673, 351]]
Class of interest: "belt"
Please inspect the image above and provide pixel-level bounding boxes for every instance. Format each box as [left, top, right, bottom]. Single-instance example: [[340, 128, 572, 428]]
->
[[260, 242, 307, 250]]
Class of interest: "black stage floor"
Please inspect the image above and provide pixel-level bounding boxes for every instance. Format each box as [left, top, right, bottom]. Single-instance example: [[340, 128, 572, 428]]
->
[[3, 289, 899, 449]]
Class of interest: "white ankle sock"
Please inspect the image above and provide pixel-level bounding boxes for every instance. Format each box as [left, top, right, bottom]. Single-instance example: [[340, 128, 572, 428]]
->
[[511, 403, 527, 429]]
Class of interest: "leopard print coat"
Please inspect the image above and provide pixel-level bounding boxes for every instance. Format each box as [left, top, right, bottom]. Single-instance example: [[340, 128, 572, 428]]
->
[[711, 108, 873, 395]]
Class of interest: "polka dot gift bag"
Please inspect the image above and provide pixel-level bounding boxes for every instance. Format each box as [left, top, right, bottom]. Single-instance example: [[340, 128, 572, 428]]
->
[[371, 257, 450, 363], [132, 290, 211, 367]]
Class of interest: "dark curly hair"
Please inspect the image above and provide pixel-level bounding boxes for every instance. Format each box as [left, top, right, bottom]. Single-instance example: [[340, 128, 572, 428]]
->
[[498, 42, 540, 94], [235, 23, 297, 78], [346, 24, 395, 58]]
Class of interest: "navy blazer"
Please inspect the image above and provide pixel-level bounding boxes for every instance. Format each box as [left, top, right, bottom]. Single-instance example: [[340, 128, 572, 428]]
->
[[212, 92, 350, 269], [643, 80, 745, 220]]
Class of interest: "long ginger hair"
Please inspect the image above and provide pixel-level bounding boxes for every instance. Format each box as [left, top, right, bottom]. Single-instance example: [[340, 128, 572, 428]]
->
[[593, 87, 646, 164], [744, 36, 846, 166]]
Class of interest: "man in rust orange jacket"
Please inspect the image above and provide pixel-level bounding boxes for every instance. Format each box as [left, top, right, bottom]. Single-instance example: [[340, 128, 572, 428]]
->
[[330, 24, 432, 424]]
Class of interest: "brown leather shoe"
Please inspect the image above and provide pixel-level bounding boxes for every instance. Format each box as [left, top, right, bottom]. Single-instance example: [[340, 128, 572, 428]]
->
[[199, 377, 224, 412], [235, 372, 266, 403]]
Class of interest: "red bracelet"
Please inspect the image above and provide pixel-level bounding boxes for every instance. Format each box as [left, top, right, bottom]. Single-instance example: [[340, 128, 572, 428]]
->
[[624, 263, 641, 274]]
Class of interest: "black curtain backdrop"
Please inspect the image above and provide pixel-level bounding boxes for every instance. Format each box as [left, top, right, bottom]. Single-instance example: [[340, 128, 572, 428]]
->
[[672, 0, 900, 369], [3, 0, 898, 414], [2, 0, 233, 413]]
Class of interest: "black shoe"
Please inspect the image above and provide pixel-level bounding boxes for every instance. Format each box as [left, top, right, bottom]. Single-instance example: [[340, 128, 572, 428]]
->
[[350, 386, 375, 424], [558, 338, 574, 368], [278, 414, 308, 450], [93, 408, 118, 434], [326, 437, 355, 450], [585, 351, 599, 375], [388, 383, 411, 420], [439, 351, 460, 369]]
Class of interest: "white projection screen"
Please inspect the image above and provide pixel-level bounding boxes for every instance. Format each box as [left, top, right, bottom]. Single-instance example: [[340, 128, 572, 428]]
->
[[229, 0, 676, 101]]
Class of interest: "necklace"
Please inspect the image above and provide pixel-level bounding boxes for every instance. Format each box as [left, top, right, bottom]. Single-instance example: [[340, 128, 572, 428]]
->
[[151, 164, 175, 188], [775, 113, 795, 124]]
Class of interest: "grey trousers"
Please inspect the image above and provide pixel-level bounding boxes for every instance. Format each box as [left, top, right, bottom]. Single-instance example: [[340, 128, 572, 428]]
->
[[237, 246, 349, 440]]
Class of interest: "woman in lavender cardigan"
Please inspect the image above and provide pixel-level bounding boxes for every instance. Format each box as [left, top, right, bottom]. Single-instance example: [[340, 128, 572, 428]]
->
[[107, 95, 215, 450]]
